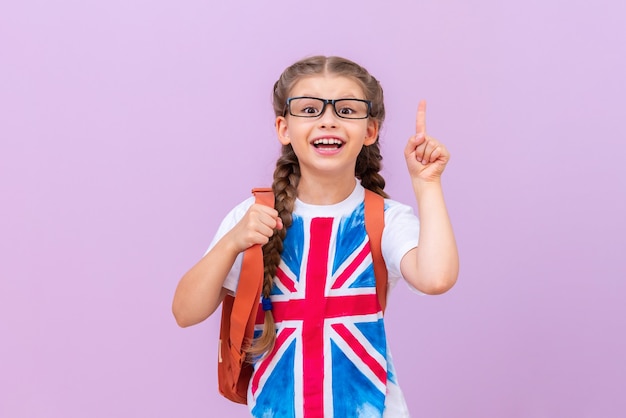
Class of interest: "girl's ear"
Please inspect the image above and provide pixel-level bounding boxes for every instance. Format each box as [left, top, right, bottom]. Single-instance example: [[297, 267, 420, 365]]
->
[[276, 116, 291, 145], [364, 119, 379, 146]]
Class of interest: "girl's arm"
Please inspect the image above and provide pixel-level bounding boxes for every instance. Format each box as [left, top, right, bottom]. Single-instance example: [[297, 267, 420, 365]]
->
[[400, 100, 459, 294], [172, 204, 282, 327]]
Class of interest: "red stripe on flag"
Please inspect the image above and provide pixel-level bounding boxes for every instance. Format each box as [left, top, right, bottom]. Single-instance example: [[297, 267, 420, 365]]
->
[[332, 241, 372, 289], [332, 322, 387, 385], [302, 217, 333, 418], [276, 267, 298, 293], [251, 327, 296, 395]]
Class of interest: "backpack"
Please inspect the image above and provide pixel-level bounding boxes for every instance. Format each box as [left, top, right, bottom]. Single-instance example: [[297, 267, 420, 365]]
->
[[217, 187, 388, 404]]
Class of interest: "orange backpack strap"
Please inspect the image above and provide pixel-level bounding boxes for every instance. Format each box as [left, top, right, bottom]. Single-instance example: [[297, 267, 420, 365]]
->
[[218, 187, 274, 404], [229, 188, 274, 353], [364, 189, 388, 313]]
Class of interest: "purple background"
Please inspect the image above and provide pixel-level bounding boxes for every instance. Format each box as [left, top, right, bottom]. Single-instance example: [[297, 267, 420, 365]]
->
[[1, 0, 624, 417]]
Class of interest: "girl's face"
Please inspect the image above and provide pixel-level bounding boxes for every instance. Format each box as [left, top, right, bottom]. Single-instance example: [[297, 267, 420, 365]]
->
[[275, 74, 379, 182]]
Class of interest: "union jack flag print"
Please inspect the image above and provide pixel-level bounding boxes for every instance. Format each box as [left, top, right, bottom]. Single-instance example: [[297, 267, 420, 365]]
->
[[248, 202, 396, 418]]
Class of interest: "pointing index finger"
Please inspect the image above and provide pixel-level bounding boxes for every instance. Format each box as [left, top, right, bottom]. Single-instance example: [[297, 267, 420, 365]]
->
[[416, 99, 427, 137]]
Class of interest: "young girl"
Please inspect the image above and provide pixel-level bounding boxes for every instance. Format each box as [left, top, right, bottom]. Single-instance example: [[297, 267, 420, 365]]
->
[[173, 56, 459, 417]]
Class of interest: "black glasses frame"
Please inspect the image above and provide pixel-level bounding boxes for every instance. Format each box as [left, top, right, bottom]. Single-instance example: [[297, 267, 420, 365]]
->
[[284, 96, 372, 119]]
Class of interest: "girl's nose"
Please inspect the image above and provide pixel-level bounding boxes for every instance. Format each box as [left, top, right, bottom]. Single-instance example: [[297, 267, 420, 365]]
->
[[318, 103, 338, 128]]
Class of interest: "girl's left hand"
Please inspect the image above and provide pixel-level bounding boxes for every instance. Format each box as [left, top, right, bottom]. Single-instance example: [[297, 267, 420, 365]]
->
[[404, 100, 450, 183]]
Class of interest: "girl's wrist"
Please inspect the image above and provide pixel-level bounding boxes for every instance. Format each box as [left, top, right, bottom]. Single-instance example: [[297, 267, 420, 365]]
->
[[411, 177, 443, 195], [216, 232, 247, 257]]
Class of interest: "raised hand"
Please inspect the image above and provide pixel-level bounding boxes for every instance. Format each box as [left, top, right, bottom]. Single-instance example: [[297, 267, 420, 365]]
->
[[227, 204, 283, 252], [404, 100, 450, 183]]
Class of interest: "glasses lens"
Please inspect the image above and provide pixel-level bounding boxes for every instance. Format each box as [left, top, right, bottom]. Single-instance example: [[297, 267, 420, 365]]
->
[[334, 99, 369, 119], [289, 98, 325, 117]]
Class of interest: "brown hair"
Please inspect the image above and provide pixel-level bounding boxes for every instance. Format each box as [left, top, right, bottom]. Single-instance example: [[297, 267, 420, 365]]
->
[[247, 56, 388, 359]]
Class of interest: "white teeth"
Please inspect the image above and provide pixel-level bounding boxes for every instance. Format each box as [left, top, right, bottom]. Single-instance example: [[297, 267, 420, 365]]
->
[[313, 138, 342, 145]]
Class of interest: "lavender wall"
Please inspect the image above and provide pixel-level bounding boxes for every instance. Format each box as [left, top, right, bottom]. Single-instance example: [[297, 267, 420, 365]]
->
[[1, 0, 624, 417]]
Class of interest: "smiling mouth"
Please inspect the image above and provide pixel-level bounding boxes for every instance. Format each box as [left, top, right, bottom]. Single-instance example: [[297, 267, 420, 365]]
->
[[312, 138, 344, 149]]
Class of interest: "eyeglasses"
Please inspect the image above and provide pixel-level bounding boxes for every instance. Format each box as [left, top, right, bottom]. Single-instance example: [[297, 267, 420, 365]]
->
[[285, 96, 371, 119]]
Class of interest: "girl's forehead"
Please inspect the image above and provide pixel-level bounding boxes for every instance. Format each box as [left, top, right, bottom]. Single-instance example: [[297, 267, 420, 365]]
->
[[290, 74, 365, 98]]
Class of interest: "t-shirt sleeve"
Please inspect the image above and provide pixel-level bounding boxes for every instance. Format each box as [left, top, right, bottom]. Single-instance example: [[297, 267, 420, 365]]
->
[[204, 197, 255, 294], [381, 200, 420, 291]]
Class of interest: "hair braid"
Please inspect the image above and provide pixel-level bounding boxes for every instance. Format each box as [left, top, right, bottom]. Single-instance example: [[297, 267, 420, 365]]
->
[[247, 145, 300, 360], [356, 141, 388, 198]]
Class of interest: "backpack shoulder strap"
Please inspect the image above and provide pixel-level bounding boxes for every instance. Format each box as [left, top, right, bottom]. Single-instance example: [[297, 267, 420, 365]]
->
[[363, 189, 388, 313], [228, 188, 274, 357], [251, 187, 274, 208]]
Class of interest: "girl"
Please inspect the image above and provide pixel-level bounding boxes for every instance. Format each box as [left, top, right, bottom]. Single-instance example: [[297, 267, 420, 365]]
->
[[173, 56, 459, 417]]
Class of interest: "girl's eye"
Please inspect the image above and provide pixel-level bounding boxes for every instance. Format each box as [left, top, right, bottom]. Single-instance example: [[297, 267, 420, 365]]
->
[[302, 106, 320, 115], [337, 106, 355, 115]]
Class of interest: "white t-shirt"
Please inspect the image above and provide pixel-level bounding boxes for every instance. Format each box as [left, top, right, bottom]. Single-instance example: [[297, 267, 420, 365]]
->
[[209, 184, 420, 296], [209, 183, 419, 418]]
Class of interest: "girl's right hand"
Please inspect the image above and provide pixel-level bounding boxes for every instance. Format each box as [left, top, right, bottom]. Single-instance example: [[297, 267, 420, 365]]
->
[[227, 204, 283, 253]]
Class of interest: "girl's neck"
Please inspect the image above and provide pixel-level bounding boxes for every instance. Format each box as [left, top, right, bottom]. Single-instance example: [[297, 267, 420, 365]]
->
[[296, 175, 357, 205]]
